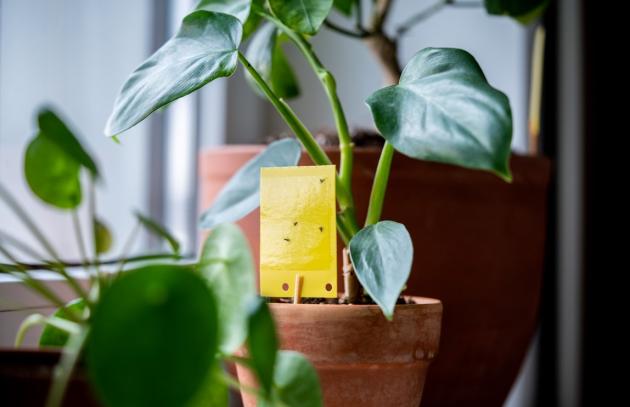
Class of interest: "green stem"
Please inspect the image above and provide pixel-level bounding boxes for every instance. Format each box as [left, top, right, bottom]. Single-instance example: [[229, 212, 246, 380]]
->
[[365, 142, 395, 226], [263, 14, 356, 202], [46, 328, 89, 407], [0, 183, 88, 301], [88, 177, 103, 279], [239, 52, 360, 241], [220, 371, 263, 398], [71, 211, 93, 285]]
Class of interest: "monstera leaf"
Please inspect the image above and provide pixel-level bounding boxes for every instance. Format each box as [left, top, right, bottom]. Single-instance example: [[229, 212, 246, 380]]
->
[[105, 11, 242, 137], [268, 0, 333, 35], [349, 221, 413, 320], [195, 0, 264, 37], [485, 0, 548, 24], [245, 22, 300, 99], [199, 138, 301, 229], [367, 47, 513, 181]]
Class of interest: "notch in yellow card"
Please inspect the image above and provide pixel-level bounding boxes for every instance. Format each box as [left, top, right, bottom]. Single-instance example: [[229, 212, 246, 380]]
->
[[260, 165, 337, 298]]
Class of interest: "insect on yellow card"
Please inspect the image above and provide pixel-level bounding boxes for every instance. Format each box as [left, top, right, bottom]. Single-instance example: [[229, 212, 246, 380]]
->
[[260, 165, 337, 298]]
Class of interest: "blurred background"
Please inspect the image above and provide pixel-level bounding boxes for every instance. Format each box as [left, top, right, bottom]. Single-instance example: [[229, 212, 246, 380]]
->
[[1, 0, 608, 406]]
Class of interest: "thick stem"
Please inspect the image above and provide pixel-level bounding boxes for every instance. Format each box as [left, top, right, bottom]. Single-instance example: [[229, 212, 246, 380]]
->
[[364, 34, 402, 86], [264, 15, 356, 205], [238, 52, 359, 242], [365, 142, 395, 226], [342, 248, 360, 303]]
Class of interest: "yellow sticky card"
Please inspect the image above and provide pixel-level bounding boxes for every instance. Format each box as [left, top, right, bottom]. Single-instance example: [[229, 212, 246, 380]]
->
[[260, 165, 337, 298]]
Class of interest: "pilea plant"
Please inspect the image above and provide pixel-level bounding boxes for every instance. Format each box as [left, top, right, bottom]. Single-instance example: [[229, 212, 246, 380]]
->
[[105, 0, 530, 318], [1, 108, 321, 407]]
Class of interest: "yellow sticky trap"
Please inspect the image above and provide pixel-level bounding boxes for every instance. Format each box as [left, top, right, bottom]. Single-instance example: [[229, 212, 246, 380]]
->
[[260, 165, 337, 298]]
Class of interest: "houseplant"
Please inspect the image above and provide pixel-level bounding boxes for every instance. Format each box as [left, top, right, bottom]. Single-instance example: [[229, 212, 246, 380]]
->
[[0, 108, 322, 407], [101, 1, 546, 406], [195, 1, 551, 405]]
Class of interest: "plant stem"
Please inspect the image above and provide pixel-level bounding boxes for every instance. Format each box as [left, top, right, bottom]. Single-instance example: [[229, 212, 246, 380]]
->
[[262, 14, 361, 236], [324, 20, 369, 38], [71, 211, 92, 281], [396, 0, 447, 36], [116, 220, 141, 274], [0, 183, 88, 301], [365, 142, 395, 226], [46, 328, 89, 407], [220, 371, 263, 398], [238, 51, 359, 240], [88, 177, 103, 278], [0, 252, 184, 272]]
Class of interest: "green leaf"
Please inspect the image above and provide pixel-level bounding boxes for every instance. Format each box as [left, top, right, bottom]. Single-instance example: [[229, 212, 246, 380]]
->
[[198, 223, 256, 355], [268, 0, 333, 35], [195, 0, 263, 37], [135, 211, 180, 255], [245, 22, 300, 99], [246, 297, 278, 395], [105, 11, 242, 137], [366, 47, 513, 181], [39, 299, 85, 347], [263, 351, 323, 407], [38, 108, 100, 178], [24, 134, 82, 209], [93, 218, 113, 255], [87, 265, 218, 407], [199, 138, 301, 229], [484, 0, 549, 24], [186, 362, 228, 407], [349, 221, 413, 320], [333, 0, 356, 16]]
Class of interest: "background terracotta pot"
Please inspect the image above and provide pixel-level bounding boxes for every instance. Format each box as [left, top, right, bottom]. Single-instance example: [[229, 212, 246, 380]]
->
[[200, 146, 551, 407], [236, 297, 442, 407]]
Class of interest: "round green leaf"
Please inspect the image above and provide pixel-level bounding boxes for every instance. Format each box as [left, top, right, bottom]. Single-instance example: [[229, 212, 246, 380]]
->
[[93, 218, 113, 255], [24, 134, 82, 209], [245, 22, 300, 99], [366, 47, 513, 181], [199, 138, 302, 229], [269, 0, 333, 35], [39, 299, 85, 348], [105, 11, 242, 137], [484, 0, 549, 24], [199, 223, 255, 354], [264, 351, 323, 407], [87, 265, 218, 407], [38, 108, 100, 178], [349, 221, 413, 320], [246, 297, 278, 395]]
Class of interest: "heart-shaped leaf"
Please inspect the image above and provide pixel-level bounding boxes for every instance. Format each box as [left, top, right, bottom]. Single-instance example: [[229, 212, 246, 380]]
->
[[245, 22, 300, 99], [269, 0, 333, 35], [24, 134, 82, 209], [246, 297, 278, 396], [87, 265, 218, 407], [195, 0, 263, 37], [198, 223, 255, 354], [105, 11, 242, 137], [135, 211, 180, 255], [93, 218, 113, 255], [484, 0, 549, 24], [38, 108, 100, 178], [367, 47, 513, 181], [260, 351, 323, 407], [199, 138, 301, 229], [349, 221, 413, 320]]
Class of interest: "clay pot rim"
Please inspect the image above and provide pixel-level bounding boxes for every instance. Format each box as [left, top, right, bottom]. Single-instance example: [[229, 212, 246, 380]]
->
[[269, 296, 442, 312]]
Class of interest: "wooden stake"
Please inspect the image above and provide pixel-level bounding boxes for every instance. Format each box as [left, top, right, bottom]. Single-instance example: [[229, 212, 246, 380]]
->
[[293, 274, 303, 304], [342, 248, 359, 302]]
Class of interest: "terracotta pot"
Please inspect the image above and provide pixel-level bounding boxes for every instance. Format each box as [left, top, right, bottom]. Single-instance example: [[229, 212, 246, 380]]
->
[[0, 349, 101, 406], [200, 146, 551, 406], [236, 297, 442, 407]]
